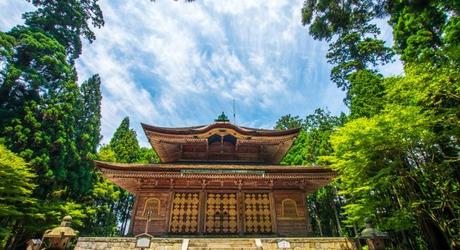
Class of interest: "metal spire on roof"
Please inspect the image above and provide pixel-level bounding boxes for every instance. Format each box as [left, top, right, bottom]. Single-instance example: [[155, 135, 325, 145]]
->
[[233, 99, 236, 124]]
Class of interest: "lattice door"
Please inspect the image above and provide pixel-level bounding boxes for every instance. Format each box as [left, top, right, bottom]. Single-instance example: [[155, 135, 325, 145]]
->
[[244, 193, 273, 233], [205, 193, 238, 233], [169, 192, 200, 233]]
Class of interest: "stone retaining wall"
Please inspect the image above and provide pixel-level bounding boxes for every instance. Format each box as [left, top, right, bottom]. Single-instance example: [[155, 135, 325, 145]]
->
[[75, 237, 183, 250], [261, 237, 357, 250], [75, 237, 357, 250]]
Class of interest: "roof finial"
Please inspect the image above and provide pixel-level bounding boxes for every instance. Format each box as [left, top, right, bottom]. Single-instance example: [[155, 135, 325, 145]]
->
[[215, 112, 229, 122]]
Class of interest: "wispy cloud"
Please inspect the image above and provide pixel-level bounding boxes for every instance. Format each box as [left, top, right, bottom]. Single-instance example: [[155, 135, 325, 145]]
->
[[2, 0, 365, 146], [0, 1, 33, 29]]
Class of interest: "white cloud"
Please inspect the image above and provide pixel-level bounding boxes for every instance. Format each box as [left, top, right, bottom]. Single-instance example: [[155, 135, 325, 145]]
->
[[76, 0, 346, 145], [1, 0, 351, 146], [0, 1, 33, 30]]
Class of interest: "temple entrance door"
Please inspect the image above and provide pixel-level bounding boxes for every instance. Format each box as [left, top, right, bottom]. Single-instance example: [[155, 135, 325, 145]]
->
[[168, 192, 200, 234], [243, 193, 273, 234], [205, 193, 238, 234]]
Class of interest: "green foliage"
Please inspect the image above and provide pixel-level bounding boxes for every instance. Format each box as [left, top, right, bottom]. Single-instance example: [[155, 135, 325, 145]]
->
[[0, 32, 15, 64], [0, 27, 79, 198], [88, 117, 160, 236], [301, 1, 460, 247], [98, 145, 117, 162], [109, 117, 141, 164], [386, 1, 459, 63], [0, 28, 103, 200], [274, 114, 302, 130], [276, 109, 346, 237], [281, 130, 309, 165], [24, 0, 104, 62], [139, 147, 160, 164], [0, 0, 106, 246], [325, 63, 460, 249], [280, 109, 345, 166], [73, 75, 103, 196], [328, 105, 433, 227], [347, 70, 385, 119], [301, 0, 393, 93], [79, 173, 120, 236], [0, 144, 36, 247]]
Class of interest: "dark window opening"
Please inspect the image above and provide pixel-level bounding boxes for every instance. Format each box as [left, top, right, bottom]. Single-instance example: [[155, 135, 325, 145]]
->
[[208, 134, 221, 145], [223, 134, 237, 146]]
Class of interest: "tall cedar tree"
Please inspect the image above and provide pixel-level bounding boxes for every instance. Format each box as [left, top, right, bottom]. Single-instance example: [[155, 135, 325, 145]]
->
[[0, 28, 105, 247], [0, 1, 104, 247], [108, 117, 140, 235], [74, 75, 102, 196], [301, 0, 393, 98], [23, 0, 104, 63], [0, 27, 79, 199], [100, 117, 159, 235]]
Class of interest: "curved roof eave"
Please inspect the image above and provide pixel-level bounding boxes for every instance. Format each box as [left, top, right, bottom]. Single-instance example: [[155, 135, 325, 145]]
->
[[94, 160, 336, 175], [141, 122, 301, 137]]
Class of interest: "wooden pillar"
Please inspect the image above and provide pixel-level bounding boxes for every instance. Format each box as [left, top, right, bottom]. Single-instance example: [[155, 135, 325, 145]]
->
[[269, 191, 278, 234], [269, 180, 277, 235], [237, 190, 244, 235], [166, 190, 174, 234], [199, 190, 206, 234]]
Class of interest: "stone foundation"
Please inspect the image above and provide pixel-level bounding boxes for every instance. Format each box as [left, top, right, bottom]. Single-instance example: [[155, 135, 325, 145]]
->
[[74, 237, 182, 250], [261, 238, 357, 250], [75, 237, 357, 250]]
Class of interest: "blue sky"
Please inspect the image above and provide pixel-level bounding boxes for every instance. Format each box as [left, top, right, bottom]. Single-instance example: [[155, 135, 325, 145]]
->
[[1, 0, 402, 146]]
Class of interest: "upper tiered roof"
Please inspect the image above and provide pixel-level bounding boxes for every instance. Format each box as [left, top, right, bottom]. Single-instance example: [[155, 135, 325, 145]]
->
[[142, 115, 300, 164]]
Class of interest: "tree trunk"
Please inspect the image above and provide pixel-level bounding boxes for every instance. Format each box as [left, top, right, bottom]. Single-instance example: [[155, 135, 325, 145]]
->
[[316, 217, 323, 237], [331, 187, 342, 236], [120, 201, 129, 235], [417, 217, 451, 250], [6, 220, 23, 250]]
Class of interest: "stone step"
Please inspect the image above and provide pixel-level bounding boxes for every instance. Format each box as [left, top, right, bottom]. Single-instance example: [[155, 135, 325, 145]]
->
[[187, 239, 258, 250], [188, 244, 255, 247], [187, 247, 259, 250], [189, 244, 255, 247]]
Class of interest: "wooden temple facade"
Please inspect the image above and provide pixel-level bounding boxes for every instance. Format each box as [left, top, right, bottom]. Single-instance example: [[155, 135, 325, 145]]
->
[[96, 115, 335, 236]]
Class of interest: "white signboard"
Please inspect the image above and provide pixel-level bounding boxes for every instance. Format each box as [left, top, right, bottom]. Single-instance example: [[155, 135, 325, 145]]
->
[[277, 240, 291, 249], [136, 236, 151, 248]]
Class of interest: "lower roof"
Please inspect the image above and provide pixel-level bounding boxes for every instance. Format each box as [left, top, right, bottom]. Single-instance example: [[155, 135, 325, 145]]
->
[[94, 161, 335, 174], [95, 161, 336, 194]]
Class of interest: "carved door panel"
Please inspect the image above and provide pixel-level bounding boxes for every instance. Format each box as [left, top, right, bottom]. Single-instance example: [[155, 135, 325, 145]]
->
[[205, 193, 238, 233], [244, 193, 273, 233], [168, 192, 200, 233]]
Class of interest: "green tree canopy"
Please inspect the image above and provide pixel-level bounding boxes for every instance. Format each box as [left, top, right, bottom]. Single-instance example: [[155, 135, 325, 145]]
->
[[301, 2, 460, 246], [0, 25, 104, 247], [109, 117, 141, 164], [276, 109, 346, 237], [301, 0, 393, 93], [89, 117, 159, 236], [24, 0, 104, 62], [0, 27, 79, 198], [0, 144, 36, 247]]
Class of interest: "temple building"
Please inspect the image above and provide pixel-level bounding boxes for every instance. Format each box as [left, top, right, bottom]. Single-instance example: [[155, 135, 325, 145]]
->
[[96, 114, 335, 236]]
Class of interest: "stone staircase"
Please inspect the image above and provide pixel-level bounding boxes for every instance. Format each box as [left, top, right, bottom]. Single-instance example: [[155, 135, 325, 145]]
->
[[186, 238, 261, 250]]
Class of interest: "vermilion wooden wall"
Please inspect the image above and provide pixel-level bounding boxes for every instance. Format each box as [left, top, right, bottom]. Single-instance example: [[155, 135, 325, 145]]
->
[[130, 190, 310, 236]]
